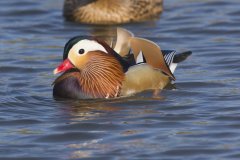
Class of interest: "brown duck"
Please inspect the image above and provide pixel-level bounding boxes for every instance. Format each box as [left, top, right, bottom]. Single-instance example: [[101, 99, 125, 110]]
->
[[53, 28, 192, 99], [63, 0, 163, 24]]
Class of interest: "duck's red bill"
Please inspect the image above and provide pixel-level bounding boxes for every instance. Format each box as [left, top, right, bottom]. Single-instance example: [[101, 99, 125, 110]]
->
[[53, 59, 74, 74]]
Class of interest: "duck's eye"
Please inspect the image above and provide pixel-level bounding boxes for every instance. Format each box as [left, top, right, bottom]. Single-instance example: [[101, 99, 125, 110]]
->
[[78, 49, 85, 54]]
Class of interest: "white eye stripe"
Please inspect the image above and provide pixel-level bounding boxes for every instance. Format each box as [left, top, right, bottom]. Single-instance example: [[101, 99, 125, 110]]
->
[[70, 39, 107, 56]]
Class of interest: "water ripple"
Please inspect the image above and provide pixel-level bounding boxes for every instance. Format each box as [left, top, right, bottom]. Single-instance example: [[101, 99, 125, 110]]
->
[[0, 0, 240, 159]]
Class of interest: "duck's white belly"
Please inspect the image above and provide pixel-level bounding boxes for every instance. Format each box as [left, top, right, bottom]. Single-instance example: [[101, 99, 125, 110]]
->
[[120, 64, 170, 96]]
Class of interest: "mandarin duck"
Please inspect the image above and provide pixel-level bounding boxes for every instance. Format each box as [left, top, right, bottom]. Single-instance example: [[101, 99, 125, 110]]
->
[[53, 28, 191, 99], [63, 0, 163, 24]]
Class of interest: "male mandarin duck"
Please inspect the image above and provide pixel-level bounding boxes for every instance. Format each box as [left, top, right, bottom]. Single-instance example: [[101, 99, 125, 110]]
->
[[63, 0, 163, 24], [53, 28, 192, 99]]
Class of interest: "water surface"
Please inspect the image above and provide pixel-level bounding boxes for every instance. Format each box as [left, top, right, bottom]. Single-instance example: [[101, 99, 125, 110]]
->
[[0, 0, 240, 159]]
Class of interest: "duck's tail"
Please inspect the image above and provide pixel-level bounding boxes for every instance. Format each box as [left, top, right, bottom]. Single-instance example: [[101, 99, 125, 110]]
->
[[163, 50, 192, 74]]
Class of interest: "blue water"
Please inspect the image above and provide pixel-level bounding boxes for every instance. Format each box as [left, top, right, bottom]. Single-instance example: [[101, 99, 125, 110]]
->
[[0, 0, 240, 159]]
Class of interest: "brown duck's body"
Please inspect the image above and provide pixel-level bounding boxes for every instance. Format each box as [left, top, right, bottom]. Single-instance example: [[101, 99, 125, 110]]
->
[[63, 0, 163, 24]]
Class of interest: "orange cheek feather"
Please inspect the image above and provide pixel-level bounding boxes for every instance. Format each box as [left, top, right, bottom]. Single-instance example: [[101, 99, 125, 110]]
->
[[68, 51, 89, 69]]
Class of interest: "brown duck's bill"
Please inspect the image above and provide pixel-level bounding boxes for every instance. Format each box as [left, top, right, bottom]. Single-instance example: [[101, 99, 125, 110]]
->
[[53, 58, 74, 74]]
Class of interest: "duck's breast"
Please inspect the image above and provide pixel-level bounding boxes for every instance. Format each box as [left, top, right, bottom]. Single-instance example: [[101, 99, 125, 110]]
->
[[53, 76, 91, 99]]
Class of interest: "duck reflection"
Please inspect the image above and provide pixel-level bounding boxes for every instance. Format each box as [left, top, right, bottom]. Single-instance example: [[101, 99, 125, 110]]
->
[[57, 98, 124, 121], [57, 91, 167, 123]]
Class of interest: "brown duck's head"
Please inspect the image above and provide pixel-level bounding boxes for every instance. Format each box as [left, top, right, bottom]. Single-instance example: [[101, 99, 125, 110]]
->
[[53, 37, 125, 98]]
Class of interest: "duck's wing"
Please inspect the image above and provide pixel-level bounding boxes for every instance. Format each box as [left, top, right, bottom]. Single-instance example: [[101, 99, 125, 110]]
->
[[114, 27, 134, 57], [129, 37, 175, 80]]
